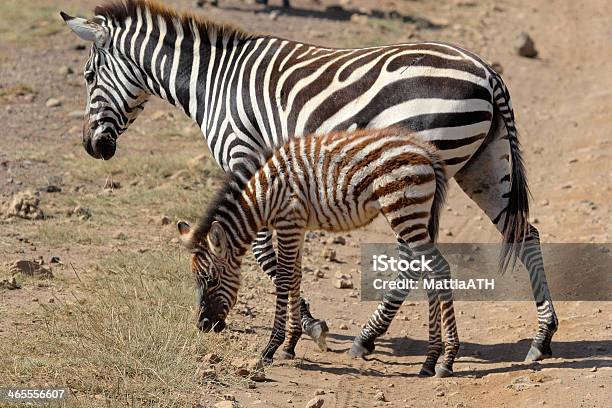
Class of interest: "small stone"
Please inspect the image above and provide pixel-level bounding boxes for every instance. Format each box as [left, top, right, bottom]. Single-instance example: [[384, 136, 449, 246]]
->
[[314, 389, 325, 396], [333, 236, 346, 245], [68, 110, 85, 119], [160, 215, 172, 226], [339, 323, 349, 330], [374, 391, 387, 402], [4, 191, 44, 220], [269, 10, 280, 20], [74, 44, 86, 50], [590, 366, 597, 372], [196, 366, 217, 381], [46, 98, 62, 108], [315, 270, 325, 278], [305, 397, 325, 408], [72, 205, 92, 220], [214, 402, 235, 408], [323, 248, 337, 262], [202, 353, 222, 364], [350, 14, 369, 25], [436, 391, 445, 397], [9, 260, 53, 278], [491, 61, 504, 74], [515, 32, 538, 58], [334, 279, 353, 289], [48, 298, 55, 303], [44, 185, 62, 193], [445, 230, 453, 236], [58, 66, 74, 76], [50, 256, 61, 264]]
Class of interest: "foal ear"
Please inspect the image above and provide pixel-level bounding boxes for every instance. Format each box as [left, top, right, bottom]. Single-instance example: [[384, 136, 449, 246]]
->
[[207, 221, 228, 257], [177, 221, 193, 247], [60, 11, 109, 46]]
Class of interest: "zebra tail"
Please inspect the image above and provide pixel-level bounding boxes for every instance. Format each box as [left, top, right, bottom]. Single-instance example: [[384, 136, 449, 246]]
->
[[427, 150, 449, 243], [491, 73, 531, 274]]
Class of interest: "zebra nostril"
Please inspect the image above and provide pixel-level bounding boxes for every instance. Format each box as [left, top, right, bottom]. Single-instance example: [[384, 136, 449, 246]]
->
[[92, 134, 116, 160]]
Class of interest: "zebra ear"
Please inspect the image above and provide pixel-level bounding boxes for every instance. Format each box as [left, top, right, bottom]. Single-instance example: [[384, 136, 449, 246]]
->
[[177, 221, 193, 247], [60, 11, 108, 45], [207, 221, 228, 257]]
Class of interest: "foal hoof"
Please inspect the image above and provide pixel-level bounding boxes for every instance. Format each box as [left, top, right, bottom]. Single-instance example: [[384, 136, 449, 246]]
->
[[524, 344, 552, 362], [435, 365, 453, 378], [418, 366, 435, 377], [279, 349, 295, 360], [305, 320, 329, 352]]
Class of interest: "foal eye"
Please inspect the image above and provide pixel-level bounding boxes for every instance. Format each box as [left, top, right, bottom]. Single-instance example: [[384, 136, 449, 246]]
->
[[84, 71, 95, 84]]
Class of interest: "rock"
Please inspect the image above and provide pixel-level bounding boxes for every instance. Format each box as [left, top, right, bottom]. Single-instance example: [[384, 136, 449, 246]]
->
[[515, 32, 538, 58], [305, 397, 325, 408], [4, 191, 44, 220], [590, 366, 597, 372], [58, 66, 74, 76], [196, 365, 217, 382], [269, 10, 280, 20], [74, 44, 87, 51], [323, 248, 337, 262], [374, 391, 387, 402], [68, 110, 85, 119], [44, 185, 62, 193], [436, 391, 445, 397], [339, 323, 349, 330], [351, 14, 369, 25], [72, 205, 92, 220], [9, 260, 53, 278], [160, 215, 172, 226], [334, 271, 351, 279], [0, 277, 21, 290], [491, 61, 504, 74], [214, 402, 235, 408], [333, 236, 346, 245], [314, 389, 325, 396], [231, 358, 265, 381], [46, 98, 62, 108], [334, 279, 353, 289], [315, 269, 325, 278], [202, 353, 222, 364], [50, 256, 61, 264]]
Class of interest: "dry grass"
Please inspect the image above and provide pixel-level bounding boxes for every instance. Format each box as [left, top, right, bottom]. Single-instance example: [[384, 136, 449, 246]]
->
[[1, 249, 256, 407]]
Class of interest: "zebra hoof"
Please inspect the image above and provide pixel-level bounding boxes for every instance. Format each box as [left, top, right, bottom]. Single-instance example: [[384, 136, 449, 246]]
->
[[418, 366, 435, 377], [524, 344, 552, 362], [305, 320, 329, 352], [435, 365, 453, 378], [260, 356, 274, 366], [279, 349, 295, 360], [348, 337, 374, 359]]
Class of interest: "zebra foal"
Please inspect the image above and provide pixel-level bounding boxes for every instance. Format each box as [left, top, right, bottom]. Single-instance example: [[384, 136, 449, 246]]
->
[[177, 127, 460, 377]]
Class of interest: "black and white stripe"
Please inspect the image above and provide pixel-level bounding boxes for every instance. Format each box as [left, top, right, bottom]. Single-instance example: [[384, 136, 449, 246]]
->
[[61, 0, 558, 362]]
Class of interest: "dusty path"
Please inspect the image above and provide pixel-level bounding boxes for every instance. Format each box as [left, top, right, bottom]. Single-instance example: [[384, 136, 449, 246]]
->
[[0, 1, 610, 407]]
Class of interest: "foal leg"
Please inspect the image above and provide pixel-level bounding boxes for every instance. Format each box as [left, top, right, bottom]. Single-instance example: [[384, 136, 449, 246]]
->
[[252, 229, 329, 351], [349, 239, 418, 357], [280, 245, 304, 359], [454, 126, 558, 362]]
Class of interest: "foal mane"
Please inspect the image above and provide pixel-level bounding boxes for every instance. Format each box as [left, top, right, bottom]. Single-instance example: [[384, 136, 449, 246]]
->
[[94, 0, 254, 42]]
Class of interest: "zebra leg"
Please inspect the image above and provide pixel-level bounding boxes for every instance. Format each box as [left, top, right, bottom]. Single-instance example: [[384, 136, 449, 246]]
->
[[349, 240, 417, 358], [261, 282, 288, 364], [454, 126, 558, 362], [415, 244, 459, 377], [252, 229, 328, 351]]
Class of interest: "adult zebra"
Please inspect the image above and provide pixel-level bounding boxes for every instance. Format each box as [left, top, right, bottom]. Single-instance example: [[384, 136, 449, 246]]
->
[[60, 0, 558, 362]]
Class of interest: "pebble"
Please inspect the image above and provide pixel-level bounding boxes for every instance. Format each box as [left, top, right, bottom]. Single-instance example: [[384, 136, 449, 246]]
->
[[58, 66, 74, 76], [314, 389, 325, 396], [334, 279, 353, 289], [333, 236, 346, 245], [315, 270, 325, 278], [339, 323, 349, 330], [68, 110, 85, 119], [323, 248, 337, 262], [374, 391, 387, 402], [269, 10, 280, 21], [515, 32, 538, 58], [436, 391, 445, 397], [305, 397, 325, 408], [46, 98, 62, 108]]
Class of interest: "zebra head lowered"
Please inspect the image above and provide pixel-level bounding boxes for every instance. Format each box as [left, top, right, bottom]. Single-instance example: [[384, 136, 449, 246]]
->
[[177, 220, 241, 333], [60, 11, 150, 160]]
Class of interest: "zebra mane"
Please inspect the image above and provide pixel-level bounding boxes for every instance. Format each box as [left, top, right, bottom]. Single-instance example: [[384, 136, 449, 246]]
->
[[94, 0, 254, 42], [191, 149, 273, 244]]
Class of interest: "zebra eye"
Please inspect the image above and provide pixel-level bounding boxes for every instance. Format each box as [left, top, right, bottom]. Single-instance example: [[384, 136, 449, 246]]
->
[[84, 71, 95, 84]]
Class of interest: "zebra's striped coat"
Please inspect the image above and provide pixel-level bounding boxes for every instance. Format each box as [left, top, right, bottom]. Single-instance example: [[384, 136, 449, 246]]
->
[[61, 0, 558, 363], [179, 127, 459, 376]]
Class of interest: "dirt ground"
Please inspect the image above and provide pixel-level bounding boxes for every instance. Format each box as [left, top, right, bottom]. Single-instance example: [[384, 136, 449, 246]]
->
[[0, 0, 610, 407]]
